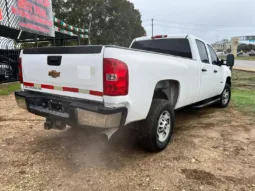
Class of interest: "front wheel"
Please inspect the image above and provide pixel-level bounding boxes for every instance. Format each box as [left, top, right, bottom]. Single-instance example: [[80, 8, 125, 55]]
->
[[218, 84, 231, 108], [139, 99, 175, 152]]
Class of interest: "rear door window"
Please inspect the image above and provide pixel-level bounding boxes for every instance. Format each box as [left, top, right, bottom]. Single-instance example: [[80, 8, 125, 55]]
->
[[131, 38, 192, 59], [196, 40, 209, 64], [208, 45, 219, 65]]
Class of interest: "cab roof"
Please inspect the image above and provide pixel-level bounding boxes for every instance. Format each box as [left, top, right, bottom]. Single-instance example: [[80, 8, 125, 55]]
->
[[135, 34, 189, 41], [133, 34, 210, 47]]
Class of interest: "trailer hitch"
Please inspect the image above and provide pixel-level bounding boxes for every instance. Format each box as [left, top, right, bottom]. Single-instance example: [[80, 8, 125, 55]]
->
[[44, 119, 66, 130]]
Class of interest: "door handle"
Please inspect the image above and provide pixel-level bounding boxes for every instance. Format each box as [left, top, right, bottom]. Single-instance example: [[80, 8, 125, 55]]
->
[[202, 69, 207, 72], [214, 70, 218, 73]]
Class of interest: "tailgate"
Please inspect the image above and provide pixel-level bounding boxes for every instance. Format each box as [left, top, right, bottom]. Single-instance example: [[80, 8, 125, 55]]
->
[[21, 46, 104, 102]]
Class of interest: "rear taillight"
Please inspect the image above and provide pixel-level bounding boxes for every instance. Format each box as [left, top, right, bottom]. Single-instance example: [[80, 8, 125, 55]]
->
[[18, 58, 23, 84], [103, 58, 129, 96]]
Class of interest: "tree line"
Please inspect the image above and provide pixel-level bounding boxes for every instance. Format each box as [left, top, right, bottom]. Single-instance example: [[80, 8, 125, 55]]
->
[[52, 0, 146, 47], [238, 43, 255, 52]]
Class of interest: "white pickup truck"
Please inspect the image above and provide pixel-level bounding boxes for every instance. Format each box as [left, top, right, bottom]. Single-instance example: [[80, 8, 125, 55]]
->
[[15, 34, 235, 152]]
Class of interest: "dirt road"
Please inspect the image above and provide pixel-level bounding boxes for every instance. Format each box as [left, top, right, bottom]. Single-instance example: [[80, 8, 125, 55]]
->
[[0, 95, 254, 191]]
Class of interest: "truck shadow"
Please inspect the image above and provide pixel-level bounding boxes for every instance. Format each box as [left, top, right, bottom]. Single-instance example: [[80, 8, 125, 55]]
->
[[32, 124, 145, 172], [32, 107, 219, 171], [175, 107, 218, 127]]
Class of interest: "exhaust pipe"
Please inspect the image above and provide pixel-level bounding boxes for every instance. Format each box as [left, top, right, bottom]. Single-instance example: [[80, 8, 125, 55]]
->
[[100, 128, 118, 142]]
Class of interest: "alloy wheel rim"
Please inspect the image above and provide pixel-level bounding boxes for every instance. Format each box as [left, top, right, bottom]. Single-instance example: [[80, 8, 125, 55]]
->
[[157, 111, 171, 142], [222, 89, 230, 105]]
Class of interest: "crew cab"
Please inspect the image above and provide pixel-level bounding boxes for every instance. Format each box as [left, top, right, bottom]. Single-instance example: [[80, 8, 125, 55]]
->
[[15, 34, 235, 152]]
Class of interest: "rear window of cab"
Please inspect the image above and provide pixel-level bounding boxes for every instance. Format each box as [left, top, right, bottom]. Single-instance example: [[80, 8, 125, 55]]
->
[[131, 38, 192, 59]]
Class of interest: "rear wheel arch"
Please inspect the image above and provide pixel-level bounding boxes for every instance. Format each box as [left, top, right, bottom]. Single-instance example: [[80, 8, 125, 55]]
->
[[153, 80, 180, 108]]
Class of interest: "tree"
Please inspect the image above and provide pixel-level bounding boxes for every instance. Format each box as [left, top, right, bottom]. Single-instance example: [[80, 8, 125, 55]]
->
[[52, 0, 146, 47], [238, 43, 255, 52]]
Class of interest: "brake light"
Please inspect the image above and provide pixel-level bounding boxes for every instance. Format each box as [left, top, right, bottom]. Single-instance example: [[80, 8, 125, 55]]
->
[[152, 35, 168, 39], [103, 58, 129, 96], [18, 58, 23, 84]]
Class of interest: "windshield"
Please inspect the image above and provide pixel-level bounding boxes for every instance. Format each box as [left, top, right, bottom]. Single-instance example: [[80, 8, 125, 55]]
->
[[131, 38, 192, 59]]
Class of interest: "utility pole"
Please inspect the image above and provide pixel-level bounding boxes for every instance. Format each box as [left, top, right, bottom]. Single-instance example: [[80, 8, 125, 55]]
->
[[88, 13, 92, 45], [217, 35, 219, 42], [151, 18, 154, 36]]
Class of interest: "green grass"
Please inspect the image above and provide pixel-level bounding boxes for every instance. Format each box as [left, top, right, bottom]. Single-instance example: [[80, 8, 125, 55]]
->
[[232, 70, 255, 89], [232, 89, 255, 114], [232, 70, 255, 116], [0, 83, 21, 95], [236, 56, 255, 61]]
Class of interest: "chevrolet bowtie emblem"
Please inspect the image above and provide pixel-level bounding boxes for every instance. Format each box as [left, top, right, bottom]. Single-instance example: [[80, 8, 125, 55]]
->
[[48, 70, 60, 78]]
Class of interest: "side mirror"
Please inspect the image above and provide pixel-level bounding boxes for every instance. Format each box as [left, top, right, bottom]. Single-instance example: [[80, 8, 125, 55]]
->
[[220, 59, 224, 65], [226, 54, 235, 67]]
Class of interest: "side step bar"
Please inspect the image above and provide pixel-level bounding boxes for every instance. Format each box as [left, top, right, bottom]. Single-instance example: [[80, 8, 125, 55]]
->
[[191, 98, 220, 109]]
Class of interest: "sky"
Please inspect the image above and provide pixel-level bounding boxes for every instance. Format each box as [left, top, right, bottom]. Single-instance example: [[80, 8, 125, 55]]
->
[[129, 0, 255, 43]]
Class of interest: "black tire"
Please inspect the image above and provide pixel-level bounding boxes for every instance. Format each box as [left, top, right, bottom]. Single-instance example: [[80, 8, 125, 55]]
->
[[218, 84, 231, 108], [139, 99, 175, 152]]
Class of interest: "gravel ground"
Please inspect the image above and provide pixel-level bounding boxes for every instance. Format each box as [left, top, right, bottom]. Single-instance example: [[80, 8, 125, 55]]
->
[[0, 95, 255, 191]]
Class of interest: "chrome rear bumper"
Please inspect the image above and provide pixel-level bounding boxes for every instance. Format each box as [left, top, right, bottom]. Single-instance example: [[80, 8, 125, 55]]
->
[[15, 91, 127, 129]]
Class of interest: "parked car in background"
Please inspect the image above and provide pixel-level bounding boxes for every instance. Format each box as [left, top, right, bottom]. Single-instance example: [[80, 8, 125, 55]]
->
[[249, 50, 255, 56], [0, 63, 13, 81], [237, 52, 243, 56], [0, 55, 18, 81]]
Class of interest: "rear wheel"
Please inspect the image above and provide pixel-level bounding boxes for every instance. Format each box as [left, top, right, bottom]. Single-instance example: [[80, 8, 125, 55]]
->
[[139, 99, 175, 152], [218, 84, 231, 108]]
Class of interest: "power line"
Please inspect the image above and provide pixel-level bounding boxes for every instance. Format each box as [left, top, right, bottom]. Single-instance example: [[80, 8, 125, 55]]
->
[[152, 23, 255, 32], [142, 18, 255, 28], [157, 19, 255, 27]]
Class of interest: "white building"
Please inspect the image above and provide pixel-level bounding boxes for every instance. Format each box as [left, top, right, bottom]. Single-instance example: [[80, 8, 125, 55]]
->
[[212, 39, 231, 52]]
